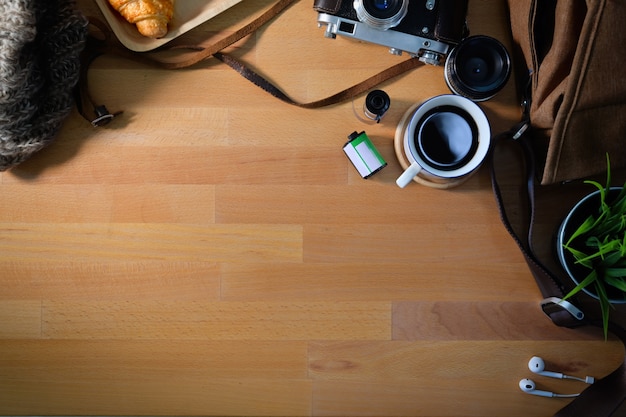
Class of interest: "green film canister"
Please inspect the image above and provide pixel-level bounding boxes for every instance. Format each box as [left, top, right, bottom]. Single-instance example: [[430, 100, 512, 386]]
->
[[343, 131, 387, 178]]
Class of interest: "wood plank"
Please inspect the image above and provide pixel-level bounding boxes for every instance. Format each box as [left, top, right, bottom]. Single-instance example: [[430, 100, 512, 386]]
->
[[216, 183, 507, 225], [0, 0, 620, 415], [0, 185, 216, 223], [41, 301, 391, 340], [303, 224, 524, 263], [0, 377, 311, 416], [0, 339, 308, 379], [309, 340, 624, 381], [313, 379, 559, 417], [0, 223, 302, 262], [85, 65, 389, 112], [0, 261, 220, 301], [221, 262, 537, 302], [310, 340, 625, 417], [83, 106, 231, 146], [4, 145, 346, 185], [392, 301, 611, 341], [0, 301, 41, 338]]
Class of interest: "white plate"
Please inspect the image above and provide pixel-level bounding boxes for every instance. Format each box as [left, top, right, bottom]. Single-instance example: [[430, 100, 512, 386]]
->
[[94, 0, 244, 52]]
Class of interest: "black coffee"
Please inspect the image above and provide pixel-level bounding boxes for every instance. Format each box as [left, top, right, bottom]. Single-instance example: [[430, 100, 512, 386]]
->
[[415, 106, 478, 170]]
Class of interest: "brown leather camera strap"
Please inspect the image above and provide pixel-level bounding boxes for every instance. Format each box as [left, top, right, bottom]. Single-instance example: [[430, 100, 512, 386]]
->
[[212, 52, 424, 109], [490, 126, 626, 417], [77, 0, 424, 125], [150, 0, 299, 69]]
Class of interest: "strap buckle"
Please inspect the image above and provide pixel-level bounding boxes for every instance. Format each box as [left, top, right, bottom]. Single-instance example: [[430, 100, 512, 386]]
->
[[508, 70, 532, 140], [511, 121, 529, 140], [541, 297, 585, 321], [91, 105, 122, 127]]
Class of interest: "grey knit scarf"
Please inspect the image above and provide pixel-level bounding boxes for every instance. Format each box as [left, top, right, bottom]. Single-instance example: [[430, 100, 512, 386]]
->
[[0, 0, 87, 170]]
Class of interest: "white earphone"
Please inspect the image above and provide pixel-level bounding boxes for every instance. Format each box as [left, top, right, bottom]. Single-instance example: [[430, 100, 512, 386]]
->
[[519, 356, 596, 398], [519, 378, 580, 398], [528, 356, 595, 384]]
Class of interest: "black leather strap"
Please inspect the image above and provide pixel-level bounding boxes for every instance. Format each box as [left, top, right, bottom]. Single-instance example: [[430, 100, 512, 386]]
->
[[75, 17, 124, 126], [490, 125, 576, 325], [490, 126, 626, 417]]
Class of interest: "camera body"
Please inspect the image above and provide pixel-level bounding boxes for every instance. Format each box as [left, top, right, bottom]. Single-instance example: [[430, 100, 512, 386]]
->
[[314, 0, 469, 65]]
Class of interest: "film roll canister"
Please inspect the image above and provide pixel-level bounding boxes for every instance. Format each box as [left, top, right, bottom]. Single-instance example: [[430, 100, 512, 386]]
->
[[343, 131, 387, 178], [363, 90, 390, 123]]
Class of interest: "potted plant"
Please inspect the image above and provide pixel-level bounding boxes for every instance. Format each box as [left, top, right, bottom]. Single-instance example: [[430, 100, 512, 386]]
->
[[556, 155, 626, 339]]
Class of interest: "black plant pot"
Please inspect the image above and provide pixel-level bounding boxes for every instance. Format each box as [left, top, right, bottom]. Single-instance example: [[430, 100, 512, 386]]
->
[[556, 187, 626, 303]]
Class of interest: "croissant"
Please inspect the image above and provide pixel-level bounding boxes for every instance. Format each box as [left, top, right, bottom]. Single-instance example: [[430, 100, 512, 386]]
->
[[108, 0, 174, 38]]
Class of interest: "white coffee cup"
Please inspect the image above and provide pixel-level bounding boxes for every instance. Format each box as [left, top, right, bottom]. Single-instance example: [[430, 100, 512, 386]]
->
[[395, 95, 491, 188]]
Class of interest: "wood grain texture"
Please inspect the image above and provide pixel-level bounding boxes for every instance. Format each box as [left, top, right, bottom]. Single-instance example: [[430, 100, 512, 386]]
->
[[40, 301, 391, 340], [0, 301, 41, 338], [221, 262, 537, 302], [0, 261, 220, 300], [0, 223, 302, 262], [0, 0, 624, 416], [309, 341, 624, 416]]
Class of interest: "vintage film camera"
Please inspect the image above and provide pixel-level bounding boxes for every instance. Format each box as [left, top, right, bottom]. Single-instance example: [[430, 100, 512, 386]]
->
[[314, 0, 469, 65], [314, 0, 511, 101]]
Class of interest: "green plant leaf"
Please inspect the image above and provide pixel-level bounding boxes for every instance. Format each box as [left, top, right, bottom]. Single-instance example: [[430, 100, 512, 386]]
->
[[616, 182, 626, 208], [585, 179, 608, 210], [605, 268, 626, 278], [595, 280, 611, 340], [605, 275, 626, 292], [563, 270, 597, 300], [603, 250, 624, 266], [614, 257, 626, 268], [594, 212, 625, 237], [612, 195, 626, 215], [605, 153, 612, 191], [561, 154, 626, 340], [565, 215, 597, 246], [564, 245, 594, 268], [573, 241, 621, 266], [586, 179, 606, 194], [585, 236, 603, 248]]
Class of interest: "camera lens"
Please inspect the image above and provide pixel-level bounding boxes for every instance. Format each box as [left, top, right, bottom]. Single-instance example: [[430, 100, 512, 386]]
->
[[354, 0, 408, 30], [445, 35, 511, 101], [371, 0, 395, 12]]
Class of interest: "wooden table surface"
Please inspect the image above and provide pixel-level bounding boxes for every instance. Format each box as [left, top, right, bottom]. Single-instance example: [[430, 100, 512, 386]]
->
[[1, 0, 624, 416]]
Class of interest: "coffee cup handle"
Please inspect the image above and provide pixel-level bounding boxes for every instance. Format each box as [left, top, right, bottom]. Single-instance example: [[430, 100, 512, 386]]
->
[[396, 161, 422, 188]]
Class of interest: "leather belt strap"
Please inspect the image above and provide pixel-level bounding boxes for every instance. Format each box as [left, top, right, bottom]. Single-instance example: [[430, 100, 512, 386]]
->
[[213, 52, 424, 109], [76, 0, 423, 124], [76, 0, 298, 123], [490, 125, 626, 417], [145, 0, 299, 69]]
